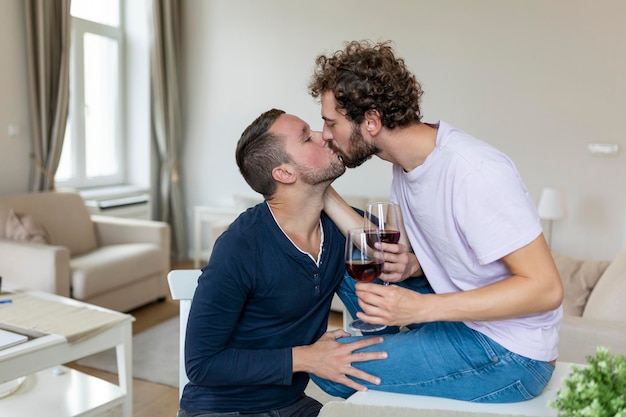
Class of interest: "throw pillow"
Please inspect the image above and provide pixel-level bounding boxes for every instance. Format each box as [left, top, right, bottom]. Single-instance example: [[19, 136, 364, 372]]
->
[[5, 209, 50, 244], [552, 252, 611, 316]]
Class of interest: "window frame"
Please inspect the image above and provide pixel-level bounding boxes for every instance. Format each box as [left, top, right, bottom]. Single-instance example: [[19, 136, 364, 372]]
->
[[57, 12, 126, 189]]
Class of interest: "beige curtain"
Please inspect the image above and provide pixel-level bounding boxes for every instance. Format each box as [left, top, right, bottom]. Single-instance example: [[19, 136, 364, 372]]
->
[[150, 0, 188, 261], [24, 0, 71, 192]]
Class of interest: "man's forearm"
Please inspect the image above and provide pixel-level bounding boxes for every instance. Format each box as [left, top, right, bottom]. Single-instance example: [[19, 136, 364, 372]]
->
[[323, 186, 363, 236]]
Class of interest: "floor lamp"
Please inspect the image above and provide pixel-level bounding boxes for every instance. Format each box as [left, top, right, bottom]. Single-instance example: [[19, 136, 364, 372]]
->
[[537, 187, 567, 249]]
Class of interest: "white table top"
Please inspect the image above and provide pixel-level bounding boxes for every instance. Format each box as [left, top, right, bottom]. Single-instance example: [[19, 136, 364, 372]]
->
[[0, 290, 133, 384]]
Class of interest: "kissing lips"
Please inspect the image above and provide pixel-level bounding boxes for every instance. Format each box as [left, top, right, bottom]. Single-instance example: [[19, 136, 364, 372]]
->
[[328, 143, 347, 166]]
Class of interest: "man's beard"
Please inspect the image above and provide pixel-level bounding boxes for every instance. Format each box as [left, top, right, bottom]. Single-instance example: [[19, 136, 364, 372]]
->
[[296, 159, 346, 186], [331, 123, 378, 168]]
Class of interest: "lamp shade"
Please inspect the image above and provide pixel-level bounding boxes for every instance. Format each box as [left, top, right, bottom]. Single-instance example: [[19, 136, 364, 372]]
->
[[537, 187, 567, 220]]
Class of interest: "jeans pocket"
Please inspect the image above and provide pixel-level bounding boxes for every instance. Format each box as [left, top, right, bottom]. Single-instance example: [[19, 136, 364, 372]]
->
[[518, 356, 555, 394], [466, 327, 501, 366], [462, 328, 552, 402]]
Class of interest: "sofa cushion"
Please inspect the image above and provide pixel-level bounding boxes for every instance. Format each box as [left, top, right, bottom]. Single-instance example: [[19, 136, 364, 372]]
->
[[5, 209, 50, 244], [70, 243, 169, 299], [583, 249, 626, 322], [0, 191, 97, 256], [552, 252, 610, 316]]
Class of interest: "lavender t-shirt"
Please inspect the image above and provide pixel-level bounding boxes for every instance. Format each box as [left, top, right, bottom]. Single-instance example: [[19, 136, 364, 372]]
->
[[390, 121, 562, 361]]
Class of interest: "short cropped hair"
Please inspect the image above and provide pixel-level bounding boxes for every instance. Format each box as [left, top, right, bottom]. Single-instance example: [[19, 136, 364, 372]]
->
[[235, 108, 290, 197]]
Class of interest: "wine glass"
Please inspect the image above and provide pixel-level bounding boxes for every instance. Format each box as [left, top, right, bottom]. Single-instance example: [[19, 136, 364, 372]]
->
[[364, 202, 401, 285], [344, 228, 387, 332]]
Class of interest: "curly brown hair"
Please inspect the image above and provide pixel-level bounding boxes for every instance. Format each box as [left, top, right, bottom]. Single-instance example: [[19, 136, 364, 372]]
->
[[309, 40, 423, 129]]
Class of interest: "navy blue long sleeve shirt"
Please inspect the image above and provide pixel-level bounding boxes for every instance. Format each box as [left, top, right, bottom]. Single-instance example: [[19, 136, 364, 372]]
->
[[180, 202, 346, 413]]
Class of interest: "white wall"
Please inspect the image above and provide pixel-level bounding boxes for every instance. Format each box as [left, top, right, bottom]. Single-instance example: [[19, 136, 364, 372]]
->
[[124, 0, 151, 189], [0, 0, 31, 194], [180, 0, 626, 260], [1, 0, 624, 261]]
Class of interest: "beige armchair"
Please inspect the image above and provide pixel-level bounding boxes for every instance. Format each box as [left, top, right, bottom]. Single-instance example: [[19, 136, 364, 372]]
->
[[0, 191, 170, 312]]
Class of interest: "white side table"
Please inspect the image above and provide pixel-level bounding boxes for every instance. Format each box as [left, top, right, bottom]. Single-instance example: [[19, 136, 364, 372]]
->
[[0, 291, 134, 416], [194, 206, 241, 268]]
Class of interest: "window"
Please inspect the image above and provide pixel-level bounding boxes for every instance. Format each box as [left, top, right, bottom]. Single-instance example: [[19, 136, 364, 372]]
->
[[56, 0, 125, 188]]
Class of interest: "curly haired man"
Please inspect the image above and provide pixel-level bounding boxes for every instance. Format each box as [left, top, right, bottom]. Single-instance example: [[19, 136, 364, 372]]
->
[[307, 40, 564, 403]]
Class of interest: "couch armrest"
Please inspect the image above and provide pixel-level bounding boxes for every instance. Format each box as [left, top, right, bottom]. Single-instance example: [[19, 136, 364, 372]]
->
[[0, 239, 71, 297], [558, 315, 626, 364], [91, 215, 170, 253]]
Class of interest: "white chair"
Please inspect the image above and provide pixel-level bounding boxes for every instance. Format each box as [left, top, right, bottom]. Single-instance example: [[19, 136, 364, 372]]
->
[[167, 269, 202, 398]]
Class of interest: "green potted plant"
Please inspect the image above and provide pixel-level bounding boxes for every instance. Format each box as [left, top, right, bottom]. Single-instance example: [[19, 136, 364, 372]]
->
[[549, 346, 626, 416]]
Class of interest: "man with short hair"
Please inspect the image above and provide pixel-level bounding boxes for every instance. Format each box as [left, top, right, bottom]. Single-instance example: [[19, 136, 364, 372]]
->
[[178, 109, 401, 417]]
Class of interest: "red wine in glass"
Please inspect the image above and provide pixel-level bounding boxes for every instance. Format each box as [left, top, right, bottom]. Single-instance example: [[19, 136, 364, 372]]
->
[[345, 259, 384, 282], [364, 202, 402, 289], [364, 203, 401, 243], [366, 229, 400, 246], [345, 228, 387, 332]]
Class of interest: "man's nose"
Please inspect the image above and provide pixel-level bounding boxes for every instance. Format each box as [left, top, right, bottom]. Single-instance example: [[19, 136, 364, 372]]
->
[[321, 125, 333, 142], [311, 130, 326, 146]]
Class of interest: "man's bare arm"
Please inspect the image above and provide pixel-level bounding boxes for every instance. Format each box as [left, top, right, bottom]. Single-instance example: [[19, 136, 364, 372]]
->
[[324, 186, 422, 280], [355, 235, 563, 326]]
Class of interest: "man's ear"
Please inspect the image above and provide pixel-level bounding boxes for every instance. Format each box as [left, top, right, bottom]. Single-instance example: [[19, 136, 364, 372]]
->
[[364, 109, 382, 134], [272, 164, 296, 185]]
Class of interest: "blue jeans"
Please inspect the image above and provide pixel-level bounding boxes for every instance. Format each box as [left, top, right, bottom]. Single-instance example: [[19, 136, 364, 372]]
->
[[315, 274, 555, 402]]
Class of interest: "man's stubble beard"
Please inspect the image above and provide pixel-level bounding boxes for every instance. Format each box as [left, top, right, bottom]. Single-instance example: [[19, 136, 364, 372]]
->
[[332, 123, 378, 169], [296, 158, 346, 187]]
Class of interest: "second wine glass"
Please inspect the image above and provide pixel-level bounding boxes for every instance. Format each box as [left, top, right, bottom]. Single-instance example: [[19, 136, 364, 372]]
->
[[344, 228, 387, 332], [364, 202, 401, 244], [364, 202, 401, 286]]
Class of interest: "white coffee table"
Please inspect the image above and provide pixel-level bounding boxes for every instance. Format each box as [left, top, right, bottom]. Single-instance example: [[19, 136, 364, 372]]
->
[[0, 290, 134, 416]]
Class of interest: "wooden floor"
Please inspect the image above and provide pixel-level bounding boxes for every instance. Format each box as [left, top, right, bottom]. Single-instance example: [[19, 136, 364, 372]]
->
[[67, 260, 343, 417]]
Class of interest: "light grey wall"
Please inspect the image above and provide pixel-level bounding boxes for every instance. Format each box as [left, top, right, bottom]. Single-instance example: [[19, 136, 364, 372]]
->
[[180, 0, 626, 260], [1, 0, 624, 261], [0, 0, 30, 194]]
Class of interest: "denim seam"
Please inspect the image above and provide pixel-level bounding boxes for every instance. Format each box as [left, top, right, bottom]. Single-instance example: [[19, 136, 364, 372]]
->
[[473, 328, 553, 388], [470, 328, 499, 362], [474, 379, 533, 402], [374, 328, 503, 392], [377, 355, 504, 392], [374, 331, 539, 402], [509, 353, 552, 386]]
